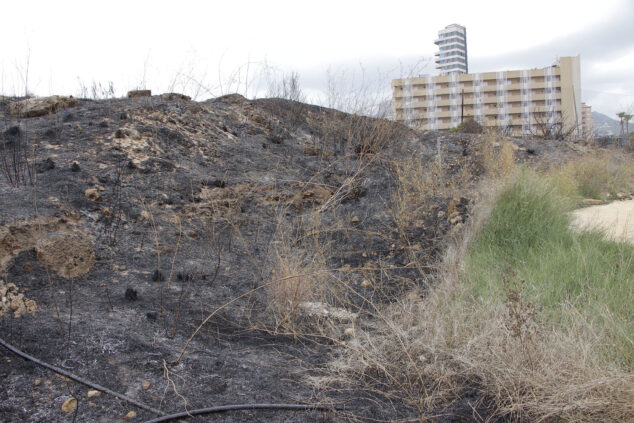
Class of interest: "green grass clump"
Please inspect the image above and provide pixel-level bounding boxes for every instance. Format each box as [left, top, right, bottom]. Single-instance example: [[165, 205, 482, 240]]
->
[[466, 169, 633, 365]]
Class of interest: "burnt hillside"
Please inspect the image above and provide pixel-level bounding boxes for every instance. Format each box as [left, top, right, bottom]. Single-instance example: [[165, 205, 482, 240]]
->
[[1, 93, 545, 422]]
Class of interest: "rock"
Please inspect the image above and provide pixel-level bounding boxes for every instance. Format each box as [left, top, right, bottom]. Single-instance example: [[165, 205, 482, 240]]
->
[[214, 93, 248, 105], [0, 280, 37, 318], [8, 96, 78, 118], [582, 198, 604, 206], [44, 127, 62, 140], [36, 158, 55, 173], [70, 161, 81, 172], [35, 231, 96, 278], [303, 145, 322, 156], [114, 127, 142, 140], [300, 186, 333, 204], [85, 188, 101, 202], [125, 288, 138, 301], [2, 126, 22, 146], [452, 222, 464, 233], [298, 301, 358, 322], [161, 93, 191, 101], [449, 215, 462, 225], [124, 411, 137, 419], [87, 390, 101, 398], [61, 397, 77, 413], [201, 178, 226, 188], [127, 90, 151, 98], [141, 380, 151, 390]]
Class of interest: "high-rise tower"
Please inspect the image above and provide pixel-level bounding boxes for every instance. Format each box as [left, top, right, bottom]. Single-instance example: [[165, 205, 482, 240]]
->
[[434, 24, 468, 75]]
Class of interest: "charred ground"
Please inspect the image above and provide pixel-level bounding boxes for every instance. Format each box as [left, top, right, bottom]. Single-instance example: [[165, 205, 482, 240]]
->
[[0, 93, 562, 422]]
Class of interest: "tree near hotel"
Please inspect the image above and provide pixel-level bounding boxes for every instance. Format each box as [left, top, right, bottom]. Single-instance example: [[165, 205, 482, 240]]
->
[[616, 112, 626, 136], [623, 113, 632, 135]]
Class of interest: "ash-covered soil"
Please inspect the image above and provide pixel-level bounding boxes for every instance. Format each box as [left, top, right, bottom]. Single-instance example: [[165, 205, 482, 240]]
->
[[0, 93, 550, 422]]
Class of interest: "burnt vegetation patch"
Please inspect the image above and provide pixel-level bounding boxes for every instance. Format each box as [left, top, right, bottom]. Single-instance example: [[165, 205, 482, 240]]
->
[[0, 92, 607, 422]]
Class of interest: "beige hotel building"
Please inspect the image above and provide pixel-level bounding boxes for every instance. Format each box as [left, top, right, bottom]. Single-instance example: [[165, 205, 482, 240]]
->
[[392, 55, 584, 138]]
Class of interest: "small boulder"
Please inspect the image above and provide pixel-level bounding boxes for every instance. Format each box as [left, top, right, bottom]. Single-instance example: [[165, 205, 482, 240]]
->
[[85, 188, 101, 202], [8, 96, 77, 118], [61, 397, 77, 413], [449, 215, 462, 225], [125, 288, 138, 301], [124, 411, 137, 420], [2, 126, 22, 146], [36, 158, 55, 173], [161, 93, 191, 101], [114, 128, 142, 140], [127, 90, 151, 98]]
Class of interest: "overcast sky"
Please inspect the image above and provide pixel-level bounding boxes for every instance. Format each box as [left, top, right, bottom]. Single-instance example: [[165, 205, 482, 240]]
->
[[1, 0, 633, 117]]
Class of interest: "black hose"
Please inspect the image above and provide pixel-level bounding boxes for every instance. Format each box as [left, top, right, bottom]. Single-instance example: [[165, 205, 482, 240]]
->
[[142, 403, 336, 423], [0, 336, 164, 416], [0, 336, 338, 422]]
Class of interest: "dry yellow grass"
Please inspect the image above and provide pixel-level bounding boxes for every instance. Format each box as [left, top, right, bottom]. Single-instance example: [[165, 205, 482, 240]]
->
[[547, 150, 634, 201], [313, 147, 634, 422]]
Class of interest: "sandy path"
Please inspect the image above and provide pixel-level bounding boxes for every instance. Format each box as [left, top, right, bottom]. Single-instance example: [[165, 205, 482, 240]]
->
[[570, 199, 634, 244]]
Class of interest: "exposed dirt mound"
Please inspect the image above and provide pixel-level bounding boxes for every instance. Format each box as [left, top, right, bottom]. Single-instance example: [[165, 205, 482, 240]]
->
[[0, 216, 82, 271], [8, 95, 78, 118], [35, 231, 95, 278]]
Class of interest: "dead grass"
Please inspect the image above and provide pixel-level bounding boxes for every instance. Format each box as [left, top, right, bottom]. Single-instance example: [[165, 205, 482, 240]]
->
[[313, 147, 634, 422], [267, 242, 331, 332], [392, 135, 514, 239], [261, 207, 363, 339], [479, 135, 516, 180], [547, 150, 634, 201]]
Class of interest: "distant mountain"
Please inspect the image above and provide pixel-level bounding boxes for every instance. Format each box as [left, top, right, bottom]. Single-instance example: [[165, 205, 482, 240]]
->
[[592, 111, 628, 136]]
